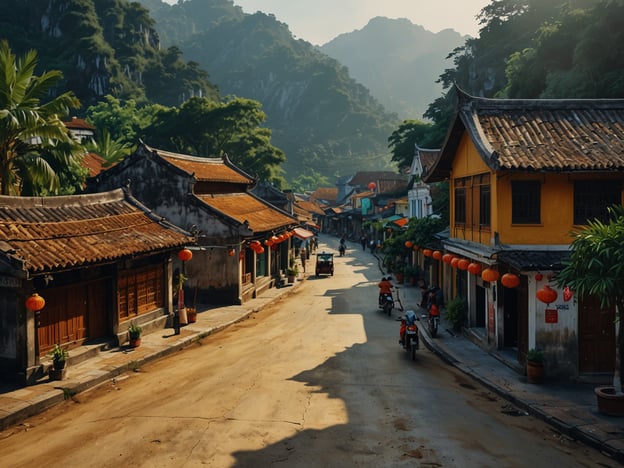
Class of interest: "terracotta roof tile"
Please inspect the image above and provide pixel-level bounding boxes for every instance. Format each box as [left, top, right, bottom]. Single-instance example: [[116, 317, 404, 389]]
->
[[63, 117, 95, 131], [82, 152, 106, 177], [197, 192, 295, 233], [310, 187, 338, 203], [428, 89, 624, 181], [148, 146, 254, 184], [0, 190, 190, 274], [350, 171, 400, 187]]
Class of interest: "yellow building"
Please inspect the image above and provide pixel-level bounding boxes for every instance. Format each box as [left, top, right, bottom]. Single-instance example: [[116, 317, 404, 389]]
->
[[424, 87, 624, 380]]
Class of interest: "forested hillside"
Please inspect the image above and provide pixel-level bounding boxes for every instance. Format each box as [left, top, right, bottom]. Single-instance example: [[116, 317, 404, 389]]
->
[[320, 17, 467, 119]]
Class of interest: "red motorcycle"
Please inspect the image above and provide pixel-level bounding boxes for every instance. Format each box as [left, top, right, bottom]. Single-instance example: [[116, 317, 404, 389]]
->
[[399, 310, 419, 360]]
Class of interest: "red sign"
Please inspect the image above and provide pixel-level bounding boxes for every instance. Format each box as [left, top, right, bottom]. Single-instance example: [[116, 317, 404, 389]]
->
[[545, 308, 558, 324]]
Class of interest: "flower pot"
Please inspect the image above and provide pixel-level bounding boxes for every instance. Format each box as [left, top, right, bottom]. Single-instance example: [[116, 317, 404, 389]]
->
[[287, 275, 296, 283], [595, 386, 624, 416], [49, 367, 67, 381], [526, 360, 544, 384], [187, 308, 197, 323], [179, 307, 188, 325], [129, 337, 141, 348], [53, 359, 66, 370]]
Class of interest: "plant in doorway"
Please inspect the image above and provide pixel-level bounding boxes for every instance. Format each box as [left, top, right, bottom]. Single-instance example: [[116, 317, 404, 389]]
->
[[49, 344, 68, 381], [287, 256, 299, 282]]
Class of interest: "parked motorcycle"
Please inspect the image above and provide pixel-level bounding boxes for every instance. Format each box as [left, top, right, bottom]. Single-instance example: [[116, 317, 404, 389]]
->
[[380, 292, 394, 316], [428, 303, 440, 337], [399, 310, 419, 360]]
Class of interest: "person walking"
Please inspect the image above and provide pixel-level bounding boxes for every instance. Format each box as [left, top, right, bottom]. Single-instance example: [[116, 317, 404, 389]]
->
[[300, 247, 307, 273], [360, 235, 367, 251]]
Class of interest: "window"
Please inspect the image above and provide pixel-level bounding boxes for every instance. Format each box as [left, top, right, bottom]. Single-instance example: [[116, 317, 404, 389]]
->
[[574, 180, 621, 225], [454, 177, 467, 224], [512, 181, 541, 224], [480, 185, 491, 227]]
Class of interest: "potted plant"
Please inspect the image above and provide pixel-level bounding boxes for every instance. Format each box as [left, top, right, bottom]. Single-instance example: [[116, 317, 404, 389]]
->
[[526, 348, 545, 384], [445, 296, 467, 332], [287, 256, 299, 282], [128, 322, 142, 348], [49, 344, 68, 380], [555, 205, 624, 415]]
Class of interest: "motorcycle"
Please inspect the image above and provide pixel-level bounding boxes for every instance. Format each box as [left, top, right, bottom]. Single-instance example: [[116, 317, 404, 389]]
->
[[428, 303, 440, 337], [380, 292, 394, 316], [399, 310, 419, 360]]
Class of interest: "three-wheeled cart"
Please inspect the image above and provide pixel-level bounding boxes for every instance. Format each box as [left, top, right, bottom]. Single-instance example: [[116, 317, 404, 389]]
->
[[315, 252, 334, 276]]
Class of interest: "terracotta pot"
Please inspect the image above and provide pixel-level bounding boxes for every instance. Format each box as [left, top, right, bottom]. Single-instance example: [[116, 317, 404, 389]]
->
[[187, 308, 197, 323], [526, 360, 544, 384], [595, 386, 624, 416], [129, 337, 141, 348]]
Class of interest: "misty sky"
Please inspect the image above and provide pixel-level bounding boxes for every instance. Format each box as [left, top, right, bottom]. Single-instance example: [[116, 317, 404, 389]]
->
[[163, 0, 491, 45]]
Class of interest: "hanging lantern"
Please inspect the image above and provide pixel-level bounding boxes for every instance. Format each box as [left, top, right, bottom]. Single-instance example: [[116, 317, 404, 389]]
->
[[257, 246, 265, 254], [468, 262, 482, 275], [537, 285, 558, 305], [423, 249, 433, 257], [405, 241, 413, 248], [451, 257, 460, 268], [457, 259, 470, 270], [563, 286, 573, 302], [501, 273, 520, 288], [535, 273, 543, 281], [25, 293, 46, 311], [228, 248, 236, 257], [432, 250, 442, 260], [368, 182, 377, 190], [271, 235, 279, 244], [481, 268, 500, 282], [178, 248, 193, 262], [264, 239, 272, 246], [442, 253, 454, 264]]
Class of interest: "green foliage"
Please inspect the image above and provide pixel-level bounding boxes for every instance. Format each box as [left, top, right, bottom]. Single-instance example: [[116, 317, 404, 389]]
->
[[50, 344, 68, 363], [445, 297, 467, 332], [83, 128, 133, 168], [0, 40, 81, 195], [527, 348, 544, 363], [387, 119, 436, 170], [290, 170, 330, 193], [128, 322, 142, 339], [555, 204, 624, 391]]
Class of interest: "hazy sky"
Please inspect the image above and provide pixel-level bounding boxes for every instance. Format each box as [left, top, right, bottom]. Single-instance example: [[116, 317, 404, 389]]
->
[[163, 0, 491, 45]]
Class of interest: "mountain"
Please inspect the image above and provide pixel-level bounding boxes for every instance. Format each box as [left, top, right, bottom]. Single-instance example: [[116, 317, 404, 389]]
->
[[139, 0, 400, 180], [320, 17, 468, 119], [0, 0, 218, 108]]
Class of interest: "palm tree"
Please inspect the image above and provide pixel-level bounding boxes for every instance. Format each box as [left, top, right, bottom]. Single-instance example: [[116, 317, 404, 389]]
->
[[556, 205, 624, 394], [0, 40, 80, 195]]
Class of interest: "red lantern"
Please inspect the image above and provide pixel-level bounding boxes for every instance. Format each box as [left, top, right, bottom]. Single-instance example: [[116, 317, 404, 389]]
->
[[563, 286, 573, 302], [451, 257, 460, 268], [535, 273, 543, 281], [264, 238, 273, 246], [457, 259, 470, 270], [25, 293, 45, 311], [423, 249, 433, 257], [257, 246, 265, 254], [442, 253, 454, 264], [468, 262, 482, 275], [178, 248, 193, 262], [271, 235, 279, 244], [481, 268, 499, 282], [228, 248, 235, 257], [537, 285, 558, 304], [405, 241, 413, 248], [368, 182, 377, 190], [501, 273, 520, 288], [432, 250, 442, 260]]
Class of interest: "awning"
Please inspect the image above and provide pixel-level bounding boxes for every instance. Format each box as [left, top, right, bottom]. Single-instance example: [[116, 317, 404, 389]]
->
[[293, 227, 315, 240], [393, 217, 408, 227]]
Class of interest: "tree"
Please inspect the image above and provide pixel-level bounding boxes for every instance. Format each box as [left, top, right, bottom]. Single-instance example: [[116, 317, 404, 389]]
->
[[556, 205, 624, 393], [0, 40, 81, 195], [387, 120, 436, 170]]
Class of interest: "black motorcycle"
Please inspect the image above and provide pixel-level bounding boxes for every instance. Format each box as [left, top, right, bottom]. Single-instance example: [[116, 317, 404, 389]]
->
[[380, 293, 394, 316], [399, 310, 419, 360]]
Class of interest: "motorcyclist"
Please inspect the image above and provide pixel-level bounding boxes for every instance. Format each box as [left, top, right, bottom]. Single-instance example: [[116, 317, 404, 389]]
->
[[399, 310, 418, 346], [378, 276, 393, 306]]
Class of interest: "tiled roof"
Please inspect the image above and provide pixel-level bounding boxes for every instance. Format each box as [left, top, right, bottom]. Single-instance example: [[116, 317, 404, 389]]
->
[[63, 117, 95, 131], [426, 87, 624, 181], [497, 250, 570, 271], [145, 145, 254, 184], [0, 189, 191, 274], [294, 199, 325, 216], [310, 187, 338, 203], [350, 171, 400, 187], [196, 192, 295, 233], [418, 148, 440, 175], [82, 152, 106, 177]]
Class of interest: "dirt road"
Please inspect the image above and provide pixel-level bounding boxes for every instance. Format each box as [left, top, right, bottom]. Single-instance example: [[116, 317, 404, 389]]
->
[[0, 245, 616, 467]]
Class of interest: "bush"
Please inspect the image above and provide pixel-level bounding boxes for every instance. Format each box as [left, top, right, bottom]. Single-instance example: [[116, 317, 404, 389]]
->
[[445, 297, 467, 332]]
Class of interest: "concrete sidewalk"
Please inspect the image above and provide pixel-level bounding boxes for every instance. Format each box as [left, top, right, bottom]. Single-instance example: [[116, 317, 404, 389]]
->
[[1, 242, 624, 463]]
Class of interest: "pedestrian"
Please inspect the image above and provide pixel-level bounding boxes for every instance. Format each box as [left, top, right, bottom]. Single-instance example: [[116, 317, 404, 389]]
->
[[369, 240, 376, 254], [300, 247, 307, 272], [360, 235, 367, 251]]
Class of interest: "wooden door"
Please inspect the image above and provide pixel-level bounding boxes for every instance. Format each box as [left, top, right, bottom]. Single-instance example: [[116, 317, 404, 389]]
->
[[87, 281, 109, 339], [38, 285, 87, 354], [579, 295, 615, 373]]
